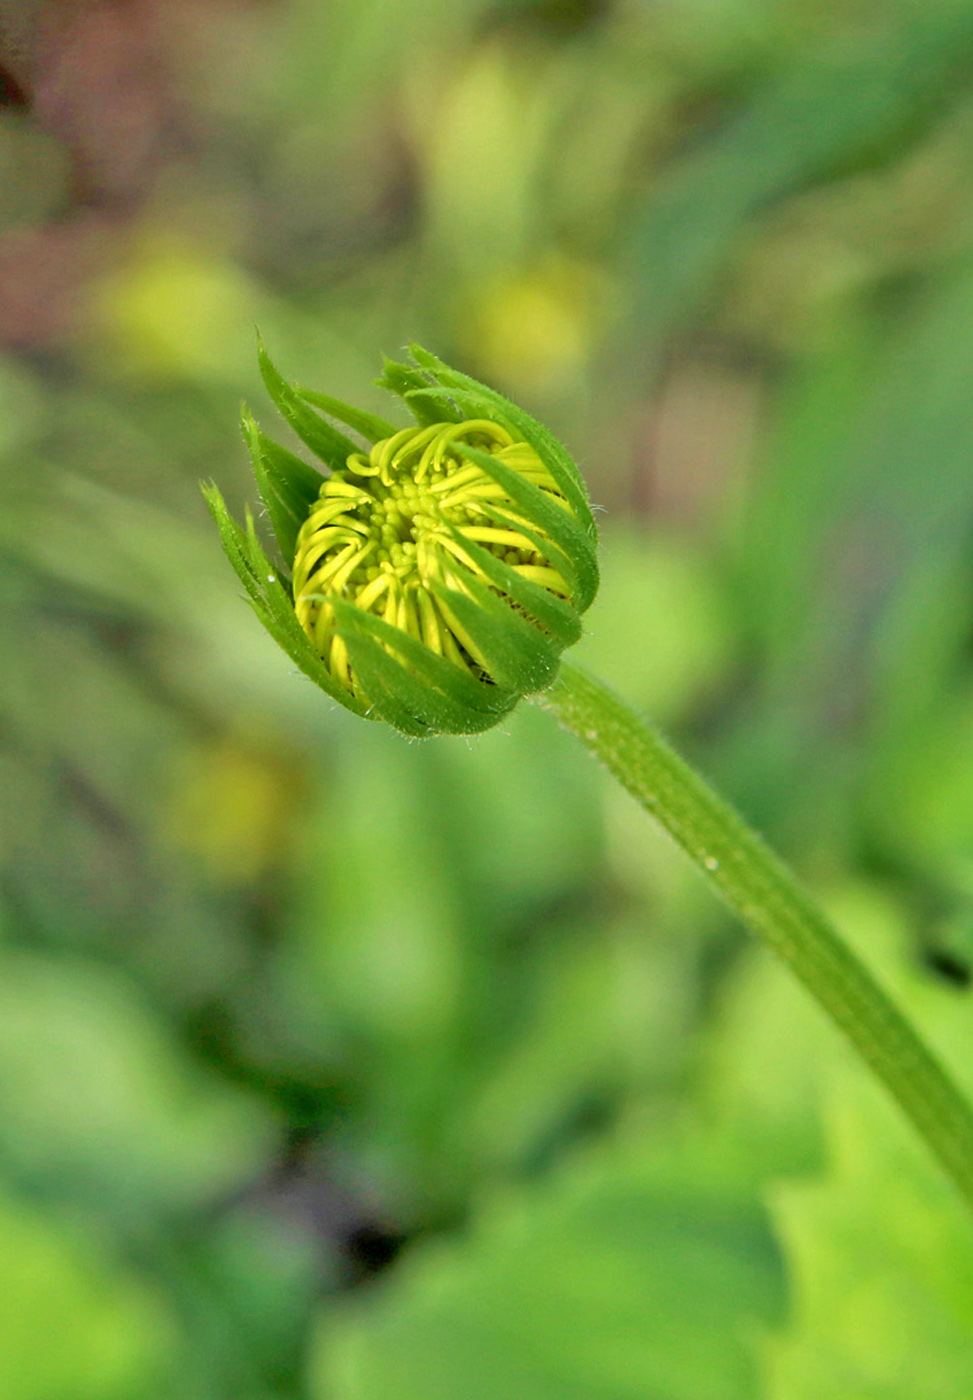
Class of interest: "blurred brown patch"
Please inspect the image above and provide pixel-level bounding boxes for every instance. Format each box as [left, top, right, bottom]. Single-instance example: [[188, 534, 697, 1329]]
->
[[32, 0, 177, 209], [635, 347, 765, 529], [0, 0, 247, 348], [0, 215, 107, 346], [0, 62, 28, 108]]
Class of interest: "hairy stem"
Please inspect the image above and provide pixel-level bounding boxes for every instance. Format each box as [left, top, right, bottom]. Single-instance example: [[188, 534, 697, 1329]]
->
[[533, 662, 973, 1211]]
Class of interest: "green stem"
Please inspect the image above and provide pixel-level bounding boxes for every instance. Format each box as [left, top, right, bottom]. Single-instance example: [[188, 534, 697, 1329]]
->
[[532, 662, 973, 1211]]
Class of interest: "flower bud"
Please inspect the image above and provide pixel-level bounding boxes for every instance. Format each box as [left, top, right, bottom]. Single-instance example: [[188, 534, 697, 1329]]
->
[[205, 342, 599, 736]]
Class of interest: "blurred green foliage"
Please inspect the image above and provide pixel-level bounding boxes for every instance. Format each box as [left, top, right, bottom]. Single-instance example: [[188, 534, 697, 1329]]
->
[[3, 0, 973, 1394]]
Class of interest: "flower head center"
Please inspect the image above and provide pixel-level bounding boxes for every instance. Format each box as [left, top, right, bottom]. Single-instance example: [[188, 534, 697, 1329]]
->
[[292, 419, 571, 696]]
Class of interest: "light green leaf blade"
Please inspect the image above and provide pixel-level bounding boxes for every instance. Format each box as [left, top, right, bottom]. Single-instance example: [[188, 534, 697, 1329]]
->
[[313, 1130, 785, 1400], [0, 1189, 175, 1400], [766, 1074, 973, 1400], [705, 879, 973, 1400]]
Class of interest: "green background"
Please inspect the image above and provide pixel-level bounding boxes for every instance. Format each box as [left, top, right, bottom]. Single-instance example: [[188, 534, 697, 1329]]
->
[[2, 0, 973, 1394]]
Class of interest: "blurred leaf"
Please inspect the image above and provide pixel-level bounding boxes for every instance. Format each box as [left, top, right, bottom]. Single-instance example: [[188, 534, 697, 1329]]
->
[[462, 911, 693, 1174], [703, 878, 973, 1397], [90, 236, 270, 384], [626, 1, 973, 352], [432, 701, 599, 923], [0, 113, 70, 230], [701, 941, 830, 1182], [0, 354, 43, 455], [282, 726, 465, 1046], [276, 701, 611, 1214], [0, 1190, 175, 1400], [705, 877, 973, 1166], [201, 1201, 326, 1382], [0, 948, 275, 1213], [574, 522, 735, 723], [313, 1128, 785, 1400], [276, 725, 473, 1216], [416, 41, 564, 280], [722, 252, 973, 846], [865, 683, 973, 893], [766, 1074, 973, 1400], [733, 311, 878, 677]]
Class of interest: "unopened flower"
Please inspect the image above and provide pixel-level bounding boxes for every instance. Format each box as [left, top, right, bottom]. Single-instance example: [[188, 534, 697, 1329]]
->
[[205, 342, 598, 736]]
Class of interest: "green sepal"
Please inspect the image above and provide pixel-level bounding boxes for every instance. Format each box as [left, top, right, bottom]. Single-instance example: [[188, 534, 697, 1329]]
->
[[202, 483, 369, 719], [454, 441, 599, 613], [296, 387, 399, 444], [430, 571, 561, 695], [241, 406, 324, 565], [408, 343, 597, 537], [334, 600, 516, 715], [441, 523, 582, 649], [342, 636, 507, 735], [334, 636, 433, 737], [257, 338, 358, 471], [377, 357, 462, 428], [479, 500, 583, 607], [352, 609, 516, 716], [335, 601, 516, 736]]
